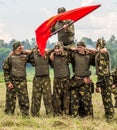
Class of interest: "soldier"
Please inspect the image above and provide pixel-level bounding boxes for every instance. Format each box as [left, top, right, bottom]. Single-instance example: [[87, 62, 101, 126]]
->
[[50, 43, 71, 116], [111, 68, 117, 108], [95, 38, 114, 122], [29, 46, 53, 117], [3, 41, 30, 116], [70, 41, 95, 118], [51, 7, 75, 47]]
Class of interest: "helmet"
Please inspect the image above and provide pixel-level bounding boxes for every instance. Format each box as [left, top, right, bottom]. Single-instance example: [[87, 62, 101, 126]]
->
[[77, 41, 86, 47], [57, 7, 66, 14], [54, 42, 63, 49], [96, 37, 106, 49], [13, 41, 22, 50]]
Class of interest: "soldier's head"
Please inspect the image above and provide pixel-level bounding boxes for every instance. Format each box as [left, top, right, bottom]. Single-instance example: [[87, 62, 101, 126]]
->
[[57, 7, 66, 14], [54, 42, 63, 55], [13, 41, 24, 54], [77, 41, 86, 54], [96, 37, 106, 49]]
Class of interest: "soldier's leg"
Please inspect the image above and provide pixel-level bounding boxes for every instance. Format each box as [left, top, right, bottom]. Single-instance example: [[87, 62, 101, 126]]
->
[[63, 79, 70, 115], [31, 76, 42, 117], [17, 80, 29, 116], [53, 79, 63, 116], [81, 84, 93, 117], [70, 89, 79, 117], [101, 86, 114, 120], [5, 86, 16, 114], [42, 76, 53, 117], [111, 87, 117, 107]]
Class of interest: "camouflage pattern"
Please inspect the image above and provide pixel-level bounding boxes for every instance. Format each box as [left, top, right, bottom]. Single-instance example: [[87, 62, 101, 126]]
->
[[96, 37, 106, 49], [111, 68, 117, 107], [51, 20, 75, 46], [31, 76, 53, 117], [29, 48, 53, 117], [52, 77, 70, 116], [96, 76, 114, 119], [5, 79, 29, 116], [70, 77, 93, 117], [50, 49, 71, 116], [70, 48, 95, 117], [95, 39, 114, 120], [3, 53, 30, 116]]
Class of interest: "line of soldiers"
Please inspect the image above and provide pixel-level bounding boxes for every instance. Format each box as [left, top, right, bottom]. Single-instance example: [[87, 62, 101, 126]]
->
[[3, 38, 117, 123], [2, 6, 117, 123]]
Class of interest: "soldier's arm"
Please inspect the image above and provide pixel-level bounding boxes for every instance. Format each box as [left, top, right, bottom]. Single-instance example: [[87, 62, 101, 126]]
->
[[112, 72, 117, 86], [3, 57, 11, 85], [27, 50, 35, 66], [89, 52, 95, 66]]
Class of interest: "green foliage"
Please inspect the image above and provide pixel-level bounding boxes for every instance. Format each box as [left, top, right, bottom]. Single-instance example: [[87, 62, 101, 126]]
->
[[0, 48, 11, 70], [0, 35, 117, 71]]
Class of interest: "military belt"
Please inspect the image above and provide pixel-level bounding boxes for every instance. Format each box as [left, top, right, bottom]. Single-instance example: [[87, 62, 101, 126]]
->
[[35, 75, 49, 77], [11, 77, 26, 81]]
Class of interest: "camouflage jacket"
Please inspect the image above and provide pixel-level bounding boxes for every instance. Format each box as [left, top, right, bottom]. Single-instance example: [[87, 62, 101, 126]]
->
[[3, 52, 30, 85], [51, 20, 75, 45], [112, 68, 117, 85], [71, 50, 95, 77], [95, 51, 111, 76]]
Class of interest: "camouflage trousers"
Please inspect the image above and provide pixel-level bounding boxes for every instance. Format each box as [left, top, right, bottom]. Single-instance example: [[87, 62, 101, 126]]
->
[[111, 87, 117, 102], [96, 76, 114, 119], [70, 78, 93, 117], [5, 79, 29, 116], [31, 76, 53, 117], [52, 77, 70, 116]]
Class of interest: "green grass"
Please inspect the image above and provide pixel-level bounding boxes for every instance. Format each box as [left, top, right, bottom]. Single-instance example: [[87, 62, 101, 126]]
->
[[0, 70, 117, 130]]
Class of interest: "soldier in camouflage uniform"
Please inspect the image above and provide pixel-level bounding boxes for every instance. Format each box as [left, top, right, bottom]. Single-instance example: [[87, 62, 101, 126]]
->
[[50, 43, 71, 116], [95, 38, 114, 122], [3, 41, 30, 116], [29, 46, 53, 117], [111, 68, 117, 108], [70, 41, 95, 118], [51, 7, 75, 47]]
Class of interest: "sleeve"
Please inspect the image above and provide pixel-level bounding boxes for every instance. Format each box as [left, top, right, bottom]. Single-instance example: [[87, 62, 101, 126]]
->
[[3, 57, 11, 85], [70, 51, 75, 73], [89, 52, 95, 66], [27, 51, 35, 66], [112, 71, 117, 85]]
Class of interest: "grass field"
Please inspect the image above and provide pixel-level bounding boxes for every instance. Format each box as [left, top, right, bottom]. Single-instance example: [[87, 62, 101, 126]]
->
[[0, 70, 117, 130]]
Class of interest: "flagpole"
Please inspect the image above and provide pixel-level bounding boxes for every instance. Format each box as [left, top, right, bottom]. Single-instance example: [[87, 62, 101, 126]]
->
[[50, 21, 74, 37]]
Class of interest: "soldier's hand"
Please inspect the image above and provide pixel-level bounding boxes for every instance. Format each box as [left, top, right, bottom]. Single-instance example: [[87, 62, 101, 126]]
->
[[83, 77, 92, 84], [112, 84, 116, 89], [50, 52, 55, 61], [96, 87, 101, 93], [8, 83, 14, 89], [100, 48, 107, 53]]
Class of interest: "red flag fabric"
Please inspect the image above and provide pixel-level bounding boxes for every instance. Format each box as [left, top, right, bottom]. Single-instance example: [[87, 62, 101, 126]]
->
[[35, 4, 101, 56]]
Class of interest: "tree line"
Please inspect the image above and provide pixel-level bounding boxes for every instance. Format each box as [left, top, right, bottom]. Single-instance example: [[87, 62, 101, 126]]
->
[[0, 35, 117, 71]]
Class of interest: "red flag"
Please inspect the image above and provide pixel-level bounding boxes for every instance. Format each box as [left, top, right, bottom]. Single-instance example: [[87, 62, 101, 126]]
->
[[35, 4, 101, 56]]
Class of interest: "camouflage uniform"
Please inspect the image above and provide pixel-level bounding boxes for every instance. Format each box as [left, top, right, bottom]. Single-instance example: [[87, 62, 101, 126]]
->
[[111, 68, 117, 107], [51, 7, 75, 47], [70, 42, 95, 117], [29, 47, 53, 117], [50, 44, 71, 116], [95, 38, 114, 120], [3, 41, 30, 116]]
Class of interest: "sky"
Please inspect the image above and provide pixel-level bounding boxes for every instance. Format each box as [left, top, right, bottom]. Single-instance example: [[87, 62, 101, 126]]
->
[[0, 0, 117, 43]]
